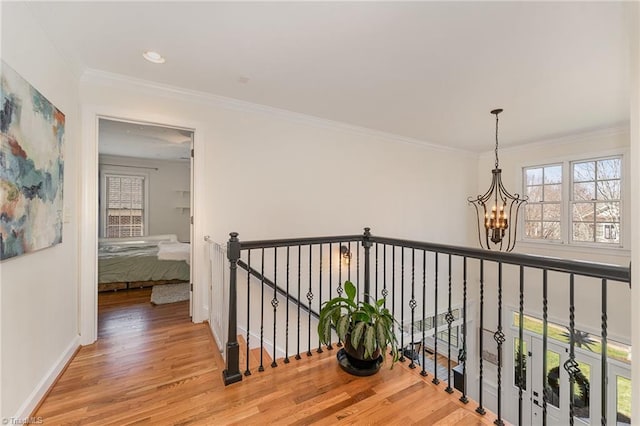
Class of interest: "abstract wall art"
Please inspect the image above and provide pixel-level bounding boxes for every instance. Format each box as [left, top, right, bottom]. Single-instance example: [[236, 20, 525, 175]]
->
[[0, 61, 65, 261]]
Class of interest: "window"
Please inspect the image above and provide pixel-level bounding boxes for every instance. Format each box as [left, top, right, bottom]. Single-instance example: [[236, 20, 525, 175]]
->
[[571, 158, 621, 244], [513, 338, 527, 390], [524, 164, 562, 240], [103, 173, 146, 238], [522, 156, 622, 246], [617, 375, 632, 425], [511, 312, 631, 365]]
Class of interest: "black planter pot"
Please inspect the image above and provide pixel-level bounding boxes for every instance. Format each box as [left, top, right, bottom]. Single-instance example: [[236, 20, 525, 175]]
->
[[336, 335, 383, 376]]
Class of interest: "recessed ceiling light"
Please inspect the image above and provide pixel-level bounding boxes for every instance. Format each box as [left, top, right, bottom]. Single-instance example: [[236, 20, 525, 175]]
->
[[143, 51, 165, 64]]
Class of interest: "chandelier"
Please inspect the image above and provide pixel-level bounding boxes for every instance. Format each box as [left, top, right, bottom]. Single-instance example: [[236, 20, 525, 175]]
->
[[468, 109, 527, 252]]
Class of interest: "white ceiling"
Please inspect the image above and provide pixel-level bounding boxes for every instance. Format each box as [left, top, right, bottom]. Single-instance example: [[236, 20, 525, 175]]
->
[[27, 1, 631, 152], [99, 119, 192, 160]]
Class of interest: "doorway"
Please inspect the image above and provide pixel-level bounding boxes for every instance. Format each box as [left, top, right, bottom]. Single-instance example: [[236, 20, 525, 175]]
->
[[512, 333, 630, 425], [96, 118, 194, 323]]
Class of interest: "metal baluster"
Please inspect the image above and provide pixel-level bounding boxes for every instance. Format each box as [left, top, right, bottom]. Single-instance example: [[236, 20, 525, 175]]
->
[[375, 243, 379, 299], [601, 278, 608, 426], [327, 244, 333, 350], [421, 250, 428, 377], [348, 241, 352, 284], [296, 245, 302, 360], [432, 253, 440, 385], [400, 247, 406, 362], [317, 245, 323, 353], [259, 248, 265, 372], [307, 245, 313, 357], [382, 245, 388, 308], [476, 260, 486, 415], [409, 248, 417, 369], [445, 254, 454, 394], [459, 257, 468, 403], [356, 241, 360, 291], [284, 247, 291, 364], [494, 262, 505, 426], [564, 273, 576, 426], [392, 246, 396, 355], [518, 265, 524, 424], [271, 248, 278, 368], [542, 269, 548, 425], [245, 249, 252, 376], [337, 243, 343, 348]]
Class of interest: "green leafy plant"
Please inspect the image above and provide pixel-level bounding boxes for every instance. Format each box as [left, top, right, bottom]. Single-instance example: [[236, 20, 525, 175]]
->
[[317, 280, 400, 366]]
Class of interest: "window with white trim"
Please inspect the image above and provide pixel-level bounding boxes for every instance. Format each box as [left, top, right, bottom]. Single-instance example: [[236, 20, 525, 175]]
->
[[104, 174, 146, 238], [571, 158, 621, 244], [523, 164, 562, 241], [522, 156, 622, 246]]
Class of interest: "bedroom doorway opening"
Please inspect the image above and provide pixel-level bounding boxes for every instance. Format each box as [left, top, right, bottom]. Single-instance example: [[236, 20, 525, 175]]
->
[[96, 118, 194, 328]]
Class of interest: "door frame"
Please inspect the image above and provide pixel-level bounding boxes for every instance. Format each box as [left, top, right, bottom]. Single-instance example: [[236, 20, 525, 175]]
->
[[79, 105, 207, 344], [508, 326, 628, 425]]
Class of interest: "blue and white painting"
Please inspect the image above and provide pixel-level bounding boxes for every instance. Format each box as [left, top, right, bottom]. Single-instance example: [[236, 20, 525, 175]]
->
[[0, 61, 65, 261]]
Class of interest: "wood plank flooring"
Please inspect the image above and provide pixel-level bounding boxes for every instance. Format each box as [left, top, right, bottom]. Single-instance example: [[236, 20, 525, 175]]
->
[[34, 288, 501, 425]]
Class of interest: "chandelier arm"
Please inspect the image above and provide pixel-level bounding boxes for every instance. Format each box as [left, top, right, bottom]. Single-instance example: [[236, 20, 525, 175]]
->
[[469, 201, 488, 250], [485, 230, 492, 250], [476, 173, 499, 203], [506, 200, 525, 252], [494, 171, 528, 202]]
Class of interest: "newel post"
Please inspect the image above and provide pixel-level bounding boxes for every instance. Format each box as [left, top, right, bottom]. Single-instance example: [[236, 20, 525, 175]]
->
[[223, 232, 242, 385], [363, 227, 372, 298]]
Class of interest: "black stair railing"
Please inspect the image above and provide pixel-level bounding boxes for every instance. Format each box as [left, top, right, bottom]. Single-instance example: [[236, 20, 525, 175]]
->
[[223, 228, 631, 426]]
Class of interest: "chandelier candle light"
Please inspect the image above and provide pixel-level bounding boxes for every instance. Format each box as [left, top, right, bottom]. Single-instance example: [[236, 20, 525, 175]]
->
[[468, 109, 527, 252]]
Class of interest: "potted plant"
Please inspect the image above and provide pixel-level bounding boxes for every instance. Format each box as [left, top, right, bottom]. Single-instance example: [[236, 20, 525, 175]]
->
[[318, 280, 400, 375]]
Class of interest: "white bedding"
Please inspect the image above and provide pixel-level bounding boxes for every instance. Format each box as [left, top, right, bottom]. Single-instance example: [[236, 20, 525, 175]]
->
[[157, 241, 190, 264]]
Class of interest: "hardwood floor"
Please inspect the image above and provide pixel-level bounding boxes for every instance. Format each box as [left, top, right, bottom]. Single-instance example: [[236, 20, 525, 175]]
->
[[34, 289, 500, 425]]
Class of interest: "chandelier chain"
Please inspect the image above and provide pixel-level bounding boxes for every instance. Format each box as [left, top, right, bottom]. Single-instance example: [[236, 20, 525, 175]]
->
[[494, 113, 500, 169]]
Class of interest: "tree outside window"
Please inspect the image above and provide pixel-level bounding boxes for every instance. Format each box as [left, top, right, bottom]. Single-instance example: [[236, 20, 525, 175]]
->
[[523, 164, 562, 241], [571, 158, 621, 244], [522, 156, 622, 246]]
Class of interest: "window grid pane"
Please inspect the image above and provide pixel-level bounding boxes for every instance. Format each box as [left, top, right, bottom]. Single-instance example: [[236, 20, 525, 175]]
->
[[105, 175, 145, 238], [514, 338, 527, 390], [523, 164, 562, 241], [617, 375, 632, 425], [573, 361, 591, 422], [571, 157, 621, 244]]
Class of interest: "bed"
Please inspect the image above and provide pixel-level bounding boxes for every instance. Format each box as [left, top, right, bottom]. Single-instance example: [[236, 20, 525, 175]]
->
[[98, 234, 190, 292]]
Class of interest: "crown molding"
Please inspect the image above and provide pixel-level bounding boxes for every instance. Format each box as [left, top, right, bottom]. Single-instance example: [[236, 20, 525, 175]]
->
[[478, 124, 630, 159], [80, 68, 476, 158]]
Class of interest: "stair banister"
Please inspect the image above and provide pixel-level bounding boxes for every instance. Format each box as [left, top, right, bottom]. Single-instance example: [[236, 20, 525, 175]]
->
[[223, 232, 242, 385], [363, 227, 372, 298]]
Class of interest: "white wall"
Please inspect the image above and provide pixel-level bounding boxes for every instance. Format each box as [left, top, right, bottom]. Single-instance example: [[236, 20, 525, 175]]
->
[[473, 127, 632, 422], [0, 2, 81, 419], [78, 70, 480, 341], [629, 0, 639, 419], [475, 128, 631, 339], [99, 155, 191, 242]]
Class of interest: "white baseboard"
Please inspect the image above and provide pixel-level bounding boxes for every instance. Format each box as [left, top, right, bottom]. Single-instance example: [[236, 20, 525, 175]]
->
[[14, 335, 80, 419]]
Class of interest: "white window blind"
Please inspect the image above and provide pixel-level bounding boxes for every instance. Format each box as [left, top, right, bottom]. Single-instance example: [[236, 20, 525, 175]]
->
[[105, 174, 145, 238]]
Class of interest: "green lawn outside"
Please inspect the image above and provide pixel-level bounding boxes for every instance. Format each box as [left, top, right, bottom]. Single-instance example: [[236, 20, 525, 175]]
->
[[513, 313, 630, 363]]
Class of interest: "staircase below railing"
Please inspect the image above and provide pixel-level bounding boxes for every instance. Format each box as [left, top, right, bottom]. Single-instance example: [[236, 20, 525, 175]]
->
[[221, 228, 631, 426]]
